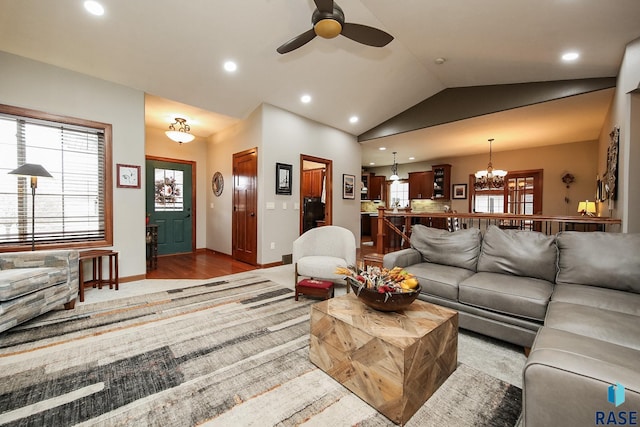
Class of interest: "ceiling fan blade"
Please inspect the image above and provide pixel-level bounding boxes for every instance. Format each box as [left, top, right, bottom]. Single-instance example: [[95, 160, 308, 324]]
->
[[341, 23, 393, 47], [313, 0, 334, 14], [276, 29, 317, 54]]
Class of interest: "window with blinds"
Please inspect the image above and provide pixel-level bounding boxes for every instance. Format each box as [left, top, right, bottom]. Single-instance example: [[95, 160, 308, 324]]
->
[[0, 104, 113, 250]]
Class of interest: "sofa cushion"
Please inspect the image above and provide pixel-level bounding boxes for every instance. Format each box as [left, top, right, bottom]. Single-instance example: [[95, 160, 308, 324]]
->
[[545, 301, 640, 350], [296, 256, 348, 282], [477, 225, 557, 282], [459, 272, 553, 321], [552, 283, 640, 316], [410, 225, 482, 272], [0, 267, 68, 301], [405, 262, 475, 301], [556, 231, 640, 293]]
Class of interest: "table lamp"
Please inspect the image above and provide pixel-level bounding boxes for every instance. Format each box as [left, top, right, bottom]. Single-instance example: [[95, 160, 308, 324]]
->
[[577, 200, 596, 216], [8, 163, 53, 251]]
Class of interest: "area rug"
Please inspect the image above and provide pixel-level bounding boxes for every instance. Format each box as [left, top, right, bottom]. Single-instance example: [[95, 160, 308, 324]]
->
[[0, 276, 521, 426]]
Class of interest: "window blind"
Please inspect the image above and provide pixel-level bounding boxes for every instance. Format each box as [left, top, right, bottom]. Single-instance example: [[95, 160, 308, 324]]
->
[[0, 107, 110, 248]]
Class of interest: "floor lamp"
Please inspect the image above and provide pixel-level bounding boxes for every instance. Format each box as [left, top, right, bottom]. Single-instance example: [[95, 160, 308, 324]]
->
[[8, 163, 53, 251]]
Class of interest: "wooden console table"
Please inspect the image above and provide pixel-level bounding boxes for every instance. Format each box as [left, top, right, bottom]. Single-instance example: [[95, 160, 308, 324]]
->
[[78, 249, 119, 302], [309, 294, 458, 424]]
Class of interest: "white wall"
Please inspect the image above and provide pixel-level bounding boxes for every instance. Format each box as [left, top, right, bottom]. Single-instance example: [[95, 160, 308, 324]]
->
[[260, 104, 361, 264], [0, 51, 147, 278], [207, 103, 361, 265], [145, 127, 208, 249], [207, 106, 263, 256], [599, 37, 640, 232]]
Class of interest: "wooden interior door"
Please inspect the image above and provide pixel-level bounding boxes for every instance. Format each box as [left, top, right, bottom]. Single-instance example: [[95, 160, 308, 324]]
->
[[232, 148, 258, 265], [504, 169, 543, 231]]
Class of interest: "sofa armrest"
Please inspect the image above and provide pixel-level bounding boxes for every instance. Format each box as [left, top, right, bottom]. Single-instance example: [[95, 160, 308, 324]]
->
[[0, 250, 79, 293], [0, 249, 79, 270], [382, 248, 422, 269], [524, 327, 640, 427]]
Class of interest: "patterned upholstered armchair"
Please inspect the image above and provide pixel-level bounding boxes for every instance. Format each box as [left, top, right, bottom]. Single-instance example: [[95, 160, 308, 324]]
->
[[0, 249, 79, 333]]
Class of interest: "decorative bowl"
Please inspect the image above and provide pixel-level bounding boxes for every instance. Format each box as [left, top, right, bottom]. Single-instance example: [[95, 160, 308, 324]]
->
[[347, 277, 421, 312]]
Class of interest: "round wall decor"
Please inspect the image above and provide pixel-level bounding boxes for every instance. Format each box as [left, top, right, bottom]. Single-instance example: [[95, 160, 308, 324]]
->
[[212, 172, 224, 196]]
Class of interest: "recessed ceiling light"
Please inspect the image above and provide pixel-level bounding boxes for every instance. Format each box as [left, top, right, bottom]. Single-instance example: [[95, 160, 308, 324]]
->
[[379, 147, 386, 151], [349, 116, 359, 124], [409, 156, 415, 160], [300, 94, 311, 103], [562, 51, 579, 61], [223, 61, 237, 72], [84, 0, 104, 16], [434, 57, 446, 65], [369, 162, 376, 165]]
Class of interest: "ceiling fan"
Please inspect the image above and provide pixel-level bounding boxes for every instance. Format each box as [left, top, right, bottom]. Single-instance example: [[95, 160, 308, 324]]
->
[[276, 0, 393, 54]]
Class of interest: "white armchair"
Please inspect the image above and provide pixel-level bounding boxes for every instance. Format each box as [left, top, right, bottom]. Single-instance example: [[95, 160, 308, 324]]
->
[[292, 226, 356, 291]]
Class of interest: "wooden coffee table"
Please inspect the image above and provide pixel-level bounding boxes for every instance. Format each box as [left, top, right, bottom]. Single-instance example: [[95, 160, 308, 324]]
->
[[309, 293, 458, 425]]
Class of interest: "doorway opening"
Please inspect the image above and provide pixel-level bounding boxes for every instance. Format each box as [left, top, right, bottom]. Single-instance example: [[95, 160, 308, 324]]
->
[[299, 155, 332, 235]]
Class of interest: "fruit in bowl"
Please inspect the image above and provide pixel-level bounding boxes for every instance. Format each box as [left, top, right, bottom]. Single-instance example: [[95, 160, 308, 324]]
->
[[336, 266, 421, 312]]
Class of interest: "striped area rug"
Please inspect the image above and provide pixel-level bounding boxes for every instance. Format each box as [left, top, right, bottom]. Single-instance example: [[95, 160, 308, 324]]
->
[[0, 276, 521, 426]]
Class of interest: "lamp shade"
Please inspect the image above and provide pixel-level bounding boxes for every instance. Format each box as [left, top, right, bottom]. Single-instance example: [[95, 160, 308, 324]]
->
[[165, 130, 195, 143], [577, 200, 596, 215], [166, 117, 195, 143], [8, 163, 53, 178]]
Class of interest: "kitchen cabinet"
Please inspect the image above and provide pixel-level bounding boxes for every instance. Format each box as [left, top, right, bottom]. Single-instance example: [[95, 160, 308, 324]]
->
[[302, 168, 324, 197], [432, 164, 451, 200], [408, 171, 434, 199], [369, 175, 386, 201], [361, 173, 369, 198], [361, 214, 371, 237]]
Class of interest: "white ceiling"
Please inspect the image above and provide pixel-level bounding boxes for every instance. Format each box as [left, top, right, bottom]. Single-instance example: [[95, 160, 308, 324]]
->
[[1, 0, 639, 166]]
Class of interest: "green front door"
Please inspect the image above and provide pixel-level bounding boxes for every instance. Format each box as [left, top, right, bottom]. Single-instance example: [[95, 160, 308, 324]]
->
[[146, 159, 193, 255]]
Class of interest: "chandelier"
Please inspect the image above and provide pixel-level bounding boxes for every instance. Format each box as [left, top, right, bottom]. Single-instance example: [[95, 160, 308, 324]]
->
[[389, 151, 399, 181], [165, 118, 195, 143], [475, 138, 507, 190]]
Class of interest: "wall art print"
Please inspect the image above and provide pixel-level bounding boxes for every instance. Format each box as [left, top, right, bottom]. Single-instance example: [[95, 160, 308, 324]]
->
[[605, 126, 619, 201]]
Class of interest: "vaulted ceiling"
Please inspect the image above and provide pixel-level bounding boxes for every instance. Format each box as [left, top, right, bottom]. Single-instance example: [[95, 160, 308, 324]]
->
[[1, 0, 639, 166]]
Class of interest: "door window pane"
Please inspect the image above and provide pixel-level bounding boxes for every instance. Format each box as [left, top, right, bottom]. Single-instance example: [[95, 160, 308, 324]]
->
[[154, 168, 183, 211]]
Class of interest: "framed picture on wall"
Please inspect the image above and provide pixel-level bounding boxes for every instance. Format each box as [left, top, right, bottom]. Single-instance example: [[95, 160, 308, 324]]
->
[[117, 164, 141, 188], [276, 162, 292, 195], [452, 183, 467, 199], [343, 174, 355, 199]]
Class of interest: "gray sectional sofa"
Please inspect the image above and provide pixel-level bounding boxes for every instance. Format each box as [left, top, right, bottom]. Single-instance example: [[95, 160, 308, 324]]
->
[[0, 249, 79, 333], [383, 225, 640, 426]]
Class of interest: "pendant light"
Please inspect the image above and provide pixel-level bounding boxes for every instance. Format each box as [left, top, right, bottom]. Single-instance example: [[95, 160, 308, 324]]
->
[[166, 118, 195, 144], [389, 151, 399, 181], [475, 139, 507, 189]]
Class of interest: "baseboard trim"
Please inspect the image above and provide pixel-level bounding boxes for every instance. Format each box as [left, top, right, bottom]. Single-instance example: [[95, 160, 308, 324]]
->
[[122, 274, 146, 283], [260, 261, 284, 269]]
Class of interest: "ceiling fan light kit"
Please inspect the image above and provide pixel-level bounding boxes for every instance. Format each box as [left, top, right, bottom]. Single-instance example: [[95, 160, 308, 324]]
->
[[315, 19, 342, 39], [277, 0, 393, 54]]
